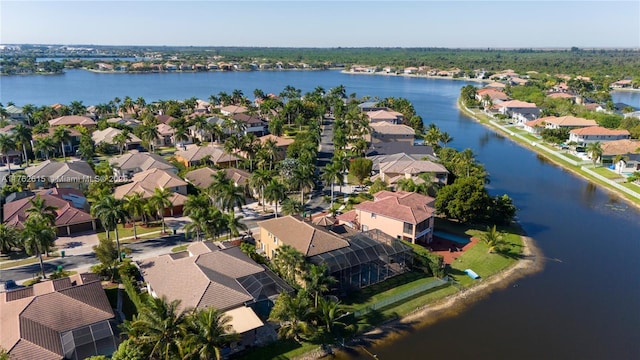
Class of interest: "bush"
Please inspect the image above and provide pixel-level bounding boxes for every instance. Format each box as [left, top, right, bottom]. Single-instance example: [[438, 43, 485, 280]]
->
[[23, 277, 42, 286]]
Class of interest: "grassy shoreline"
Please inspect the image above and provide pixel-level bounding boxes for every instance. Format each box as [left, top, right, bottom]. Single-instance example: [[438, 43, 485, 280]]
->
[[456, 100, 640, 210]]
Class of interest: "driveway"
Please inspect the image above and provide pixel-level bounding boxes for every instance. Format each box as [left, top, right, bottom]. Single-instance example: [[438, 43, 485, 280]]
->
[[55, 232, 99, 256]]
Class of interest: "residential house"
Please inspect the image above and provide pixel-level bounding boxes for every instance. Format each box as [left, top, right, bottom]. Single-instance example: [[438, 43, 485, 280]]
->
[[185, 167, 251, 191], [404, 67, 418, 75], [156, 123, 175, 147], [48, 116, 96, 129], [3, 188, 96, 236], [91, 127, 142, 151], [232, 113, 267, 136], [365, 109, 404, 124], [375, 158, 449, 186], [498, 100, 540, 123], [164, 63, 177, 71], [600, 139, 640, 171], [347, 191, 436, 244], [105, 117, 142, 128], [485, 82, 507, 90], [33, 127, 83, 157], [155, 114, 175, 125], [258, 134, 294, 160], [0, 273, 117, 360], [610, 79, 633, 89], [174, 144, 240, 168], [541, 116, 598, 129], [547, 92, 576, 102], [4, 104, 25, 121], [114, 168, 188, 216], [369, 122, 415, 144], [476, 88, 510, 105], [523, 118, 546, 135], [220, 105, 248, 116], [366, 141, 436, 159], [138, 242, 292, 350], [257, 216, 413, 290], [357, 101, 387, 112], [569, 126, 631, 145], [189, 116, 226, 142], [110, 151, 176, 179], [24, 160, 96, 190]]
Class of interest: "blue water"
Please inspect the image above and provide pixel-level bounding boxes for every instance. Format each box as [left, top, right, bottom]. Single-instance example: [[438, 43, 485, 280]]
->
[[1, 70, 639, 358], [433, 230, 470, 245]]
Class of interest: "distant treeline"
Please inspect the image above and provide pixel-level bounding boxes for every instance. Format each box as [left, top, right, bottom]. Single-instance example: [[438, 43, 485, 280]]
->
[[3, 47, 640, 79]]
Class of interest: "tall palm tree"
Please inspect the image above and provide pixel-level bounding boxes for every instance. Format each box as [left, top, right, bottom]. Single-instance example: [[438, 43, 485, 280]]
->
[[140, 124, 159, 152], [321, 163, 340, 209], [264, 178, 287, 218], [25, 194, 58, 227], [122, 296, 187, 360], [113, 131, 130, 155], [219, 184, 246, 212], [273, 244, 305, 285], [249, 169, 273, 212], [0, 133, 17, 175], [52, 126, 71, 162], [149, 187, 173, 234], [304, 263, 337, 308], [440, 131, 454, 148], [181, 307, 238, 360], [91, 195, 128, 261], [33, 136, 57, 160], [291, 162, 315, 207], [208, 170, 231, 203], [21, 216, 57, 278], [123, 192, 146, 240], [69, 100, 86, 116], [586, 141, 603, 166], [268, 291, 314, 343], [281, 198, 303, 217], [12, 124, 32, 166], [223, 210, 247, 240], [0, 224, 19, 255]]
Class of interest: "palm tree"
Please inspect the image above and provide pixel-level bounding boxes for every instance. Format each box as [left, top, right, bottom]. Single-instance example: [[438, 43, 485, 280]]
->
[[424, 126, 442, 148], [317, 297, 347, 335], [249, 169, 273, 212], [25, 194, 58, 228], [181, 307, 238, 360], [291, 162, 315, 207], [184, 210, 208, 241], [0, 224, 18, 255], [33, 136, 57, 160], [69, 100, 86, 116], [440, 132, 453, 148], [52, 126, 71, 162], [268, 291, 314, 343], [586, 141, 603, 166], [113, 131, 130, 155], [281, 198, 303, 217], [223, 210, 247, 240], [21, 216, 57, 278], [140, 124, 159, 152], [0, 134, 16, 174], [123, 193, 146, 240], [264, 178, 287, 218], [481, 225, 505, 253], [122, 296, 187, 360], [219, 184, 246, 212], [149, 187, 173, 234], [304, 263, 337, 308], [273, 244, 305, 285], [12, 124, 32, 166], [321, 163, 340, 209], [91, 195, 128, 261]]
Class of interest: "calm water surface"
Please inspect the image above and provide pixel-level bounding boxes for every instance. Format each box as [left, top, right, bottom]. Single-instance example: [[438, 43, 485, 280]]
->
[[2, 71, 639, 359]]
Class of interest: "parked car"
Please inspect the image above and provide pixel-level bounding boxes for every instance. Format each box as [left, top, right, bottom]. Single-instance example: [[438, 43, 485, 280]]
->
[[3, 280, 25, 291]]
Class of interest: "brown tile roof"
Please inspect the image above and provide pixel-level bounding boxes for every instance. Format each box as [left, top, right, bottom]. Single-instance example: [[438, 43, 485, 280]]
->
[[155, 114, 176, 124], [175, 144, 240, 164], [524, 119, 546, 128], [3, 193, 93, 229], [0, 275, 114, 359], [114, 168, 186, 200], [477, 88, 510, 101], [232, 113, 265, 125], [336, 209, 357, 223], [139, 245, 273, 312], [370, 122, 416, 135], [110, 151, 175, 173], [48, 115, 96, 127], [540, 116, 598, 127], [185, 167, 250, 188], [601, 139, 640, 156], [547, 92, 575, 99], [220, 105, 248, 114], [486, 81, 507, 89], [259, 134, 294, 147], [569, 126, 630, 136], [257, 216, 349, 256], [355, 191, 435, 224]]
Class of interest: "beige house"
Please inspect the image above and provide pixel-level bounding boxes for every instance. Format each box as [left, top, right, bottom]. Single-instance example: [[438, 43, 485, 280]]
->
[[174, 144, 240, 168], [24, 160, 96, 190], [365, 109, 404, 124], [114, 168, 187, 216], [0, 273, 116, 360], [91, 127, 142, 150], [110, 151, 176, 179], [48, 115, 97, 129], [541, 116, 598, 129], [347, 191, 436, 244], [138, 242, 292, 351], [376, 158, 449, 186], [369, 122, 415, 144], [185, 167, 251, 189]]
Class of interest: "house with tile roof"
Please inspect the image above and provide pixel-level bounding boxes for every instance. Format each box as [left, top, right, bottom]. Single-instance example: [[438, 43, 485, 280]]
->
[[24, 160, 96, 190], [114, 168, 187, 216], [174, 144, 240, 168], [232, 113, 267, 136], [185, 167, 251, 190], [523, 118, 547, 135], [258, 134, 294, 160], [220, 105, 248, 116], [369, 122, 416, 145], [4, 104, 25, 121], [600, 139, 640, 173], [540, 116, 598, 129], [0, 273, 116, 360], [498, 100, 540, 123], [568, 126, 631, 145], [91, 127, 142, 151], [365, 109, 404, 124], [375, 158, 449, 186], [48, 115, 96, 129], [138, 242, 292, 350], [349, 191, 436, 244], [476, 88, 510, 104], [3, 189, 95, 236], [110, 151, 176, 179]]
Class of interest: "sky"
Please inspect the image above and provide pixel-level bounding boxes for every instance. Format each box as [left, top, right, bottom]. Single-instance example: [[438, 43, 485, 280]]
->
[[1, 1, 639, 48]]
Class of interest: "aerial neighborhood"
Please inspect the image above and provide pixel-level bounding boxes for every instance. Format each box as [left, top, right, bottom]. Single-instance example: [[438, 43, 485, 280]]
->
[[0, 60, 638, 359]]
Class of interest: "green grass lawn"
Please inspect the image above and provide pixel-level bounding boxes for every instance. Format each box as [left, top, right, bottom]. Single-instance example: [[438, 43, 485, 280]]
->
[[591, 166, 625, 180], [0, 253, 59, 270], [171, 244, 188, 253], [97, 222, 163, 242], [233, 339, 318, 360]]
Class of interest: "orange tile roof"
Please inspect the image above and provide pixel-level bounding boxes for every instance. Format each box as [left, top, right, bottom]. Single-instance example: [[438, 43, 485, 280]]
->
[[499, 100, 538, 108], [540, 116, 598, 127], [569, 126, 630, 136]]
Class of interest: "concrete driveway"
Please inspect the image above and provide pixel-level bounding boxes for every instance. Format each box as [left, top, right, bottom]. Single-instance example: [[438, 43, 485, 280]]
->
[[55, 232, 99, 256]]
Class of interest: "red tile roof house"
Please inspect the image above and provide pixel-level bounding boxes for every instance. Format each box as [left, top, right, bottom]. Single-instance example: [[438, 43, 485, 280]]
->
[[540, 116, 598, 129], [138, 242, 293, 352], [3, 189, 96, 236], [523, 118, 547, 135], [346, 191, 436, 244], [568, 126, 631, 146], [48, 115, 97, 129], [0, 273, 117, 360], [114, 168, 188, 217]]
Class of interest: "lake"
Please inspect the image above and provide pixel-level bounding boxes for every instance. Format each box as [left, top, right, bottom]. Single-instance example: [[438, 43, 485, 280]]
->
[[1, 70, 639, 359]]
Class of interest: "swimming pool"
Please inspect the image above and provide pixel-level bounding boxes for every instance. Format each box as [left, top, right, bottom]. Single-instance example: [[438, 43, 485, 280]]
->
[[433, 231, 471, 245]]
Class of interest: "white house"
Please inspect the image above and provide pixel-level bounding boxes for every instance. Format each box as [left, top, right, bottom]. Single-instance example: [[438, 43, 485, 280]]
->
[[569, 126, 631, 145]]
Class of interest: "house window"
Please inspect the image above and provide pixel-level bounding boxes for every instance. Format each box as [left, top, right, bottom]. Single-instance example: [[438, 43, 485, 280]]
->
[[362, 225, 368, 231], [403, 222, 414, 234], [371, 213, 376, 219], [271, 249, 276, 258]]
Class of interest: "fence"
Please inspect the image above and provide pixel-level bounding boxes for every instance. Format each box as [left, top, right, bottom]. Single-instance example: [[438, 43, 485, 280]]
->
[[353, 278, 448, 317], [581, 166, 640, 200]]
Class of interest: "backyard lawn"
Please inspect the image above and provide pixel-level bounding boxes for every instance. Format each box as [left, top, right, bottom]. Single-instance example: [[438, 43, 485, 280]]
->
[[97, 222, 163, 242]]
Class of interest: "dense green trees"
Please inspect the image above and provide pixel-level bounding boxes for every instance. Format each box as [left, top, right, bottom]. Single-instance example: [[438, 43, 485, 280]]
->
[[349, 158, 373, 185]]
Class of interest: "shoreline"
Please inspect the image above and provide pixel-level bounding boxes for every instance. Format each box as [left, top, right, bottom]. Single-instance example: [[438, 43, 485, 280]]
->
[[456, 101, 640, 211]]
